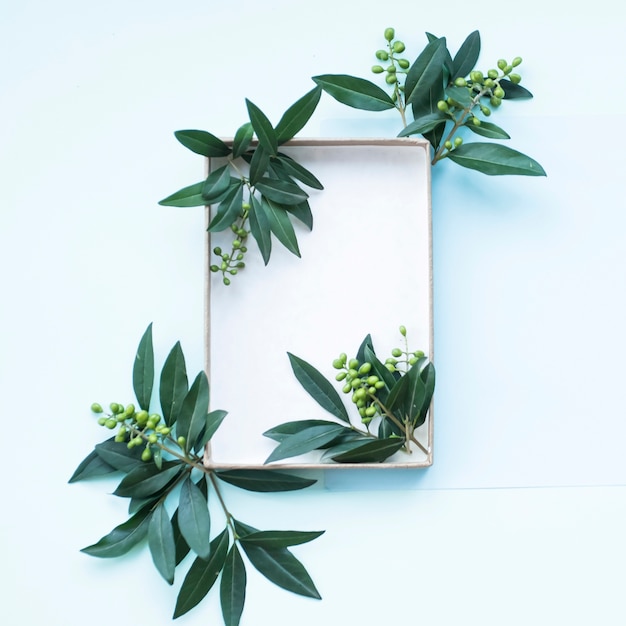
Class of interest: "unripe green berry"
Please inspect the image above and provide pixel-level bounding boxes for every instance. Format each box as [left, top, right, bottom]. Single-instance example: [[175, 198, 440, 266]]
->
[[392, 41, 405, 53], [367, 375, 379, 386], [229, 269, 238, 275], [493, 86, 505, 99], [97, 417, 107, 426], [454, 137, 463, 147], [342, 383, 352, 394], [149, 414, 161, 425], [91, 403, 103, 414], [335, 371, 347, 381], [109, 402, 121, 414], [351, 378, 362, 390], [348, 359, 359, 370], [385, 74, 397, 84], [220, 262, 227, 271], [339, 353, 347, 364], [391, 348, 402, 358], [232, 240, 241, 249], [160, 427, 171, 436], [385, 363, 396, 372], [399, 325, 407, 336], [358, 362, 372, 375], [375, 380, 386, 390], [177, 436, 186, 447], [236, 262, 245, 269], [487, 69, 498, 80], [135, 410, 148, 425], [141, 447, 152, 462], [490, 96, 502, 107], [132, 436, 142, 446], [348, 368, 358, 378], [409, 356, 418, 366], [398, 58, 410, 69], [356, 398, 366, 408], [371, 65, 384, 74], [365, 406, 376, 418], [509, 73, 521, 84], [368, 386, 377, 395], [437, 100, 449, 112], [480, 105, 491, 116], [472, 117, 481, 126], [148, 434, 158, 444], [355, 388, 366, 401], [414, 350, 425, 358], [512, 56, 522, 67], [375, 49, 389, 61], [240, 246, 248, 252], [358, 407, 367, 418], [242, 202, 251, 211], [332, 358, 344, 369], [484, 78, 495, 89], [503, 64, 512, 74], [223, 277, 231, 286], [105, 418, 117, 429], [444, 140, 453, 150], [497, 59, 507, 70], [210, 265, 219, 272], [213, 246, 222, 256], [470, 70, 484, 83], [454, 77, 467, 87], [386, 65, 396, 73], [384, 27, 395, 42]]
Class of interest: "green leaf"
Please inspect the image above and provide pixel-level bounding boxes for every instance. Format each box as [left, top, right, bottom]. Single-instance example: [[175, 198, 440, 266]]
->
[[239, 541, 321, 599], [133, 323, 154, 411], [173, 528, 229, 619], [95, 438, 144, 473], [385, 373, 411, 418], [446, 143, 546, 176], [405, 38, 448, 106], [262, 197, 301, 257], [202, 165, 232, 203], [276, 154, 324, 190], [355, 333, 374, 364], [113, 461, 183, 499], [363, 345, 396, 400], [284, 200, 313, 231], [159, 341, 189, 427], [330, 437, 406, 463], [404, 360, 427, 423], [240, 530, 324, 549], [397, 112, 446, 138], [248, 145, 270, 186], [68, 447, 117, 483], [500, 78, 533, 99], [216, 469, 316, 492], [287, 352, 350, 422], [256, 177, 308, 206], [158, 181, 206, 207], [245, 99, 278, 156], [319, 437, 372, 460], [208, 184, 244, 233], [452, 30, 481, 79], [265, 424, 348, 464], [148, 503, 176, 585], [263, 419, 340, 442], [445, 84, 474, 108], [413, 361, 435, 428], [195, 409, 228, 451], [312, 74, 396, 111], [177, 371, 210, 452], [275, 86, 323, 144], [249, 195, 272, 265], [81, 507, 153, 558], [175, 130, 231, 157], [172, 509, 191, 565], [220, 545, 247, 626], [178, 476, 211, 560], [232, 122, 254, 159], [466, 120, 511, 140]]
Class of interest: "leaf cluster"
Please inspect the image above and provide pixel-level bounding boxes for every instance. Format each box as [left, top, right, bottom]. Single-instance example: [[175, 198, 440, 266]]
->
[[264, 330, 435, 464], [313, 29, 546, 176], [158, 88, 324, 283], [70, 325, 322, 624]]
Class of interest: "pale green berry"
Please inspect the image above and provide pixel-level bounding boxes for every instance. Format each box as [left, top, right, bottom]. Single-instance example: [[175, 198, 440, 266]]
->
[[392, 41, 405, 53], [332, 358, 344, 369], [391, 348, 402, 358], [177, 436, 186, 447], [348, 359, 359, 370], [90, 403, 103, 414], [141, 447, 152, 462], [342, 383, 352, 394], [437, 100, 449, 112], [399, 325, 407, 336], [487, 69, 498, 79], [493, 86, 505, 99], [384, 27, 395, 41], [372, 65, 384, 74], [497, 59, 507, 70], [335, 371, 347, 381], [358, 362, 372, 375], [512, 56, 522, 67], [365, 406, 376, 418], [454, 77, 467, 87], [385, 74, 397, 84], [386, 65, 396, 74], [472, 117, 481, 126], [367, 375, 379, 386], [454, 137, 463, 147], [510, 73, 521, 84], [398, 58, 410, 69], [445, 140, 453, 150], [375, 49, 389, 61]]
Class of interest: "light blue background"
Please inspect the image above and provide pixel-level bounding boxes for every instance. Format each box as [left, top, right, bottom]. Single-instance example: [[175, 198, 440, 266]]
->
[[2, 1, 625, 624]]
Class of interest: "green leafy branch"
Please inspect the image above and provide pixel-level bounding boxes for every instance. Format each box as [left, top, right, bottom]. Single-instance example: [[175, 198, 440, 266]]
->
[[264, 326, 435, 464], [70, 324, 323, 624], [313, 28, 546, 177], [159, 87, 324, 285]]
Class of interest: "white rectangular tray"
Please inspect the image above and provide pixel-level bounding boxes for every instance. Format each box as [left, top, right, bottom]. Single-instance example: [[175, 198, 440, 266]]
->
[[204, 138, 433, 469]]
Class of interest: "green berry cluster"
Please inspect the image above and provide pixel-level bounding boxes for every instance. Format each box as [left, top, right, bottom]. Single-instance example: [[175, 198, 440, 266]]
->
[[209, 201, 250, 285], [332, 354, 386, 425], [91, 401, 173, 462], [383, 325, 425, 373], [371, 27, 410, 97]]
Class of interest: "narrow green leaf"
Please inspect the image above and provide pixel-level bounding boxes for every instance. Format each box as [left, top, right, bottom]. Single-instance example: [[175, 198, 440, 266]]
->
[[68, 447, 117, 483], [414, 361, 435, 428], [113, 461, 183, 499], [216, 469, 316, 492], [208, 184, 244, 233], [248, 145, 270, 186], [284, 200, 313, 231], [405, 38, 447, 105], [178, 476, 211, 560], [173, 528, 229, 619], [276, 154, 324, 190], [202, 165, 232, 203], [404, 360, 427, 423], [262, 197, 301, 257], [275, 86, 323, 144], [397, 112, 446, 138], [175, 130, 231, 157], [265, 424, 348, 464], [177, 371, 210, 452], [446, 143, 546, 176], [355, 333, 374, 364], [263, 419, 340, 442], [81, 507, 153, 558], [256, 177, 308, 206], [500, 79, 533, 99], [330, 437, 406, 463], [363, 345, 396, 400], [313, 74, 396, 111], [287, 353, 350, 422], [158, 181, 206, 207], [385, 373, 411, 417], [220, 545, 247, 626], [239, 542, 321, 599], [195, 409, 228, 451], [159, 341, 189, 427], [133, 323, 154, 411], [452, 30, 481, 79], [245, 99, 278, 156], [172, 509, 191, 565], [249, 195, 272, 265], [320, 437, 372, 460], [466, 120, 511, 140], [232, 122, 254, 159], [95, 438, 144, 472], [240, 530, 324, 549], [148, 503, 176, 585]]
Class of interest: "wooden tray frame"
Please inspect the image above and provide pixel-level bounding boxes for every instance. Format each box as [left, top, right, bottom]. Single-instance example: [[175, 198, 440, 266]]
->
[[203, 137, 434, 470]]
